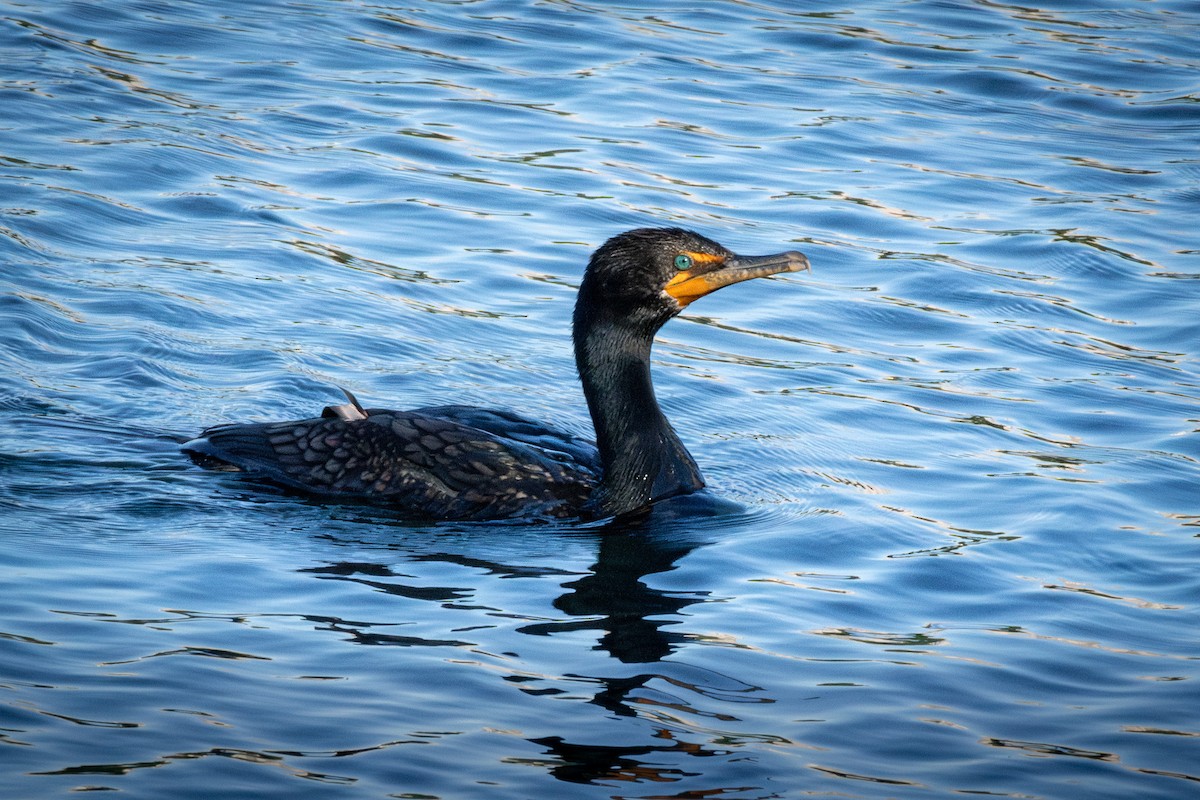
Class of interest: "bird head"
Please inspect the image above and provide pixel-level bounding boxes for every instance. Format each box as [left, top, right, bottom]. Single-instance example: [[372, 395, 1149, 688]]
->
[[576, 227, 811, 336]]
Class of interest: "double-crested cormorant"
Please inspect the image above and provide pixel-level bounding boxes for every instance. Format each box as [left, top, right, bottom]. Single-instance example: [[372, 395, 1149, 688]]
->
[[184, 228, 809, 520]]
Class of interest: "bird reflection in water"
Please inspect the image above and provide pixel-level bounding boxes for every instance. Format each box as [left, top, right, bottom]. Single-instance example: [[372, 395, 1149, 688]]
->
[[302, 498, 772, 789], [522, 500, 773, 787], [520, 499, 725, 664]]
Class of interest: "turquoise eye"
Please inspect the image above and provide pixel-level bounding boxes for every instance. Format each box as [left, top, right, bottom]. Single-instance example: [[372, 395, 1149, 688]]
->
[[673, 254, 693, 270]]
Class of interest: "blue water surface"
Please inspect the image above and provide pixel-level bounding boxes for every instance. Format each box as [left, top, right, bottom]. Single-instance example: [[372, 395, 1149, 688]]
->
[[2, 1, 1198, 798]]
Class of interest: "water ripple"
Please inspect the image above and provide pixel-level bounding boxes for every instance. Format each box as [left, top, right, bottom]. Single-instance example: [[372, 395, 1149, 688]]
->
[[2, 0, 1199, 797]]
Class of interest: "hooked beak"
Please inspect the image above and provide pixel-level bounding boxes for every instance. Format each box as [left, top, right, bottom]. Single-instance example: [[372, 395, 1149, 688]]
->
[[664, 250, 811, 307]]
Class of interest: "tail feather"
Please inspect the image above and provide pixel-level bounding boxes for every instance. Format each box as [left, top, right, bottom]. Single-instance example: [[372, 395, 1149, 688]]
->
[[183, 423, 285, 477]]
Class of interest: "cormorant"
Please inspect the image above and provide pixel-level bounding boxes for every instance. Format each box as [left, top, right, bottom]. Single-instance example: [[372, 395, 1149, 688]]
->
[[184, 228, 810, 520]]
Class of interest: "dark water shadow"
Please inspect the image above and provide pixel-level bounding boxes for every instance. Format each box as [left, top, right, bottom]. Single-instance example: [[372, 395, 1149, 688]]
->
[[295, 492, 769, 789], [302, 492, 740, 656], [517, 496, 735, 664]]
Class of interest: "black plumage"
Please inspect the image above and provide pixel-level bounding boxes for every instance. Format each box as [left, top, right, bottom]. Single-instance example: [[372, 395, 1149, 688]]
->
[[184, 228, 809, 520], [190, 403, 598, 519]]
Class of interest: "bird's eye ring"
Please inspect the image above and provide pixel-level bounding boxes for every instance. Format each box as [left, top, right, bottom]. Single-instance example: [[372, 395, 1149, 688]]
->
[[673, 254, 693, 270]]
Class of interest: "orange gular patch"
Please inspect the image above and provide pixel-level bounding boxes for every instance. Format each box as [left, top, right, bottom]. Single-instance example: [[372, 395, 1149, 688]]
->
[[663, 252, 728, 307]]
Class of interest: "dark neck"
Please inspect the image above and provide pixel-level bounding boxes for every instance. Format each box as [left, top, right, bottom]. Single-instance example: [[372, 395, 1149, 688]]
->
[[574, 314, 703, 518]]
